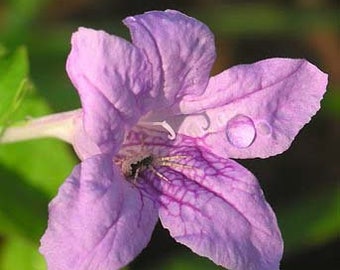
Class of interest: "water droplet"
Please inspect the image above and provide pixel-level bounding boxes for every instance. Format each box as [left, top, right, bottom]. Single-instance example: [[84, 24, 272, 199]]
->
[[226, 114, 256, 148]]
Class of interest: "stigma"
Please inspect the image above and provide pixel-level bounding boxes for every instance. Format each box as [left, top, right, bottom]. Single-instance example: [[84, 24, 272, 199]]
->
[[138, 120, 176, 140]]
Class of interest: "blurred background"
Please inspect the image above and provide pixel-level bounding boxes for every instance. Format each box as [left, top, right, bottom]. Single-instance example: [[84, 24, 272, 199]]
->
[[0, 0, 339, 269]]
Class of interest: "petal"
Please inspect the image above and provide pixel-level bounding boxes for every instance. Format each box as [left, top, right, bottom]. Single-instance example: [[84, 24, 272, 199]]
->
[[72, 112, 102, 160], [175, 58, 328, 158], [144, 146, 282, 270], [66, 27, 153, 155], [124, 10, 216, 108], [40, 155, 158, 270]]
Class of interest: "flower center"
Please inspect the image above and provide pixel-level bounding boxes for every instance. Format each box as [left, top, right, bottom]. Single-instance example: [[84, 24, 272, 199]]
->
[[116, 147, 191, 183], [121, 153, 154, 180]]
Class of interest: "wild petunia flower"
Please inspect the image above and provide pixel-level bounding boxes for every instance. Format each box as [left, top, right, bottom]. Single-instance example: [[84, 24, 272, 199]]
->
[[1, 10, 327, 270]]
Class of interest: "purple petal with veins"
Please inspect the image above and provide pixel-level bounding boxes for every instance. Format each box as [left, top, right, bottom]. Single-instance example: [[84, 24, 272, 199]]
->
[[127, 130, 282, 270], [40, 154, 158, 270]]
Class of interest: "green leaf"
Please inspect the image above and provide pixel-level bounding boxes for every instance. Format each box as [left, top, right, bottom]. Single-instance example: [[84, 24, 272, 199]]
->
[[322, 87, 340, 117], [0, 89, 78, 194], [0, 163, 49, 242], [279, 187, 340, 254], [0, 0, 49, 47], [156, 252, 224, 270], [0, 45, 7, 57], [6, 0, 49, 20], [0, 89, 77, 241], [0, 48, 77, 243], [0, 47, 30, 129], [0, 235, 46, 270], [193, 5, 339, 37]]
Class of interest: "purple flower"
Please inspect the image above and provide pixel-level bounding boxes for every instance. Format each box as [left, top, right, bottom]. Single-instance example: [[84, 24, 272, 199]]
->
[[39, 10, 327, 270]]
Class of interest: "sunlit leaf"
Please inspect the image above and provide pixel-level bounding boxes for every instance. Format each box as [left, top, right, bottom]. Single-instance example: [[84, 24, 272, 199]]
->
[[0, 89, 77, 241], [0, 47, 30, 129], [0, 235, 46, 270], [0, 48, 77, 243], [0, 88, 77, 195]]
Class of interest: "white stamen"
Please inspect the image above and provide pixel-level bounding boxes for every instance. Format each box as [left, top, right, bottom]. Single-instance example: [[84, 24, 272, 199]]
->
[[139, 120, 176, 140]]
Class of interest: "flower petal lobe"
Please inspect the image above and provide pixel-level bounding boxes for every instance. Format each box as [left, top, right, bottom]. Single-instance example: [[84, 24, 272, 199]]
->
[[40, 155, 158, 270], [148, 146, 282, 270], [177, 58, 328, 158], [124, 10, 216, 108], [66, 28, 153, 155]]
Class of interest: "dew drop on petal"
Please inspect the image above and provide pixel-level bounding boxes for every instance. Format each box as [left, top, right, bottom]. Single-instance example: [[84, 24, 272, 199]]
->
[[225, 114, 256, 148]]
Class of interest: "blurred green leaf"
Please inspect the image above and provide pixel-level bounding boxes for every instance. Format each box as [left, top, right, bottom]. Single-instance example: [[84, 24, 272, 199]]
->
[[0, 48, 77, 243], [0, 235, 46, 270], [279, 187, 339, 254], [6, 0, 48, 20], [28, 28, 81, 111], [156, 252, 224, 270], [194, 5, 339, 37], [0, 45, 7, 57], [0, 90, 77, 241], [323, 88, 340, 117], [0, 88, 77, 195], [0, 163, 48, 242], [1, 0, 49, 47], [0, 47, 30, 128]]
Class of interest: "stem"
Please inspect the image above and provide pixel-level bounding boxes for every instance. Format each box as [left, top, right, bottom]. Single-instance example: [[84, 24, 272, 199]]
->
[[0, 109, 82, 144]]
